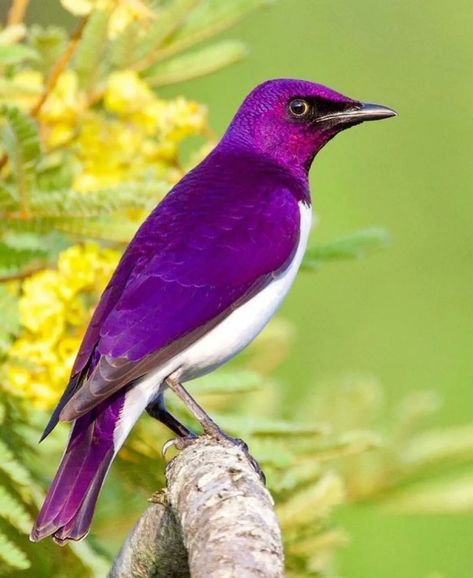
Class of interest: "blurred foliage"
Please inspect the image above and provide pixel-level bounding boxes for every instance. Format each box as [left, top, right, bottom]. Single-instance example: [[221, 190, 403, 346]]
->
[[0, 1, 471, 577], [110, 322, 473, 578]]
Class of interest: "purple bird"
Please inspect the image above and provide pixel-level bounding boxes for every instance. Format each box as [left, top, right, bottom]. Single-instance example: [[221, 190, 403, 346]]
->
[[31, 79, 395, 544]]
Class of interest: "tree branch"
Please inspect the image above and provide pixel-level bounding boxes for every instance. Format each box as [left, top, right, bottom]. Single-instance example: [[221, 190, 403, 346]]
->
[[109, 436, 284, 578]]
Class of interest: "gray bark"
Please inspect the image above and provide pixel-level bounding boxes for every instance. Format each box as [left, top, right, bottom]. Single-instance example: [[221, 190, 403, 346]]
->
[[109, 435, 284, 578]]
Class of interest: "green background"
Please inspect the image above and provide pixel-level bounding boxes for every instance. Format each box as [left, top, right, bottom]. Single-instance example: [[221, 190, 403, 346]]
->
[[20, 1, 473, 576]]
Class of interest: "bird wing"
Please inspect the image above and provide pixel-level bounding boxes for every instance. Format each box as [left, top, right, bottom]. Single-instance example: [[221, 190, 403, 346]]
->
[[43, 157, 305, 434]]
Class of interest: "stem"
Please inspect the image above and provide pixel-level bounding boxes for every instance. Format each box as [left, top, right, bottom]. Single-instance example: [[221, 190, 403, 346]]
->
[[30, 16, 89, 118], [7, 0, 30, 26]]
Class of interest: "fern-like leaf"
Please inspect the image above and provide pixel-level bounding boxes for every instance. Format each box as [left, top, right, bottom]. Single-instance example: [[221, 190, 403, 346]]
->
[[0, 242, 48, 276], [0, 486, 33, 534], [302, 227, 390, 270], [145, 40, 247, 86], [0, 286, 20, 349], [0, 44, 39, 66], [0, 440, 32, 489], [1, 106, 41, 210], [27, 25, 67, 75], [74, 10, 110, 90], [0, 215, 137, 242], [0, 533, 30, 572], [129, 0, 200, 68], [156, 0, 272, 60], [30, 181, 166, 217]]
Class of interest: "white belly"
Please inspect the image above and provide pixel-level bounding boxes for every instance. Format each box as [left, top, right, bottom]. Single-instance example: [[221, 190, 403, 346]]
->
[[114, 202, 311, 447]]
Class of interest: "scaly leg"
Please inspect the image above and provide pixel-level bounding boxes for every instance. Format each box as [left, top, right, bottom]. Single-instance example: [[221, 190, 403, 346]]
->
[[146, 393, 194, 438], [164, 375, 223, 437], [165, 375, 265, 482]]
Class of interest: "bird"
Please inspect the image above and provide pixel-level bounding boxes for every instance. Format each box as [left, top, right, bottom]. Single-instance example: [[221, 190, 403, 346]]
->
[[30, 78, 396, 544]]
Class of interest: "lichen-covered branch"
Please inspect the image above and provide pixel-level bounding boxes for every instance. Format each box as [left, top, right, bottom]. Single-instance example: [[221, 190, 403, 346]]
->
[[109, 436, 284, 578]]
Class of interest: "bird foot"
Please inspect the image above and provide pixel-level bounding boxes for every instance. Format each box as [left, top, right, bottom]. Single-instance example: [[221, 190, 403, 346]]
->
[[162, 433, 197, 459], [162, 425, 265, 483], [202, 424, 266, 484]]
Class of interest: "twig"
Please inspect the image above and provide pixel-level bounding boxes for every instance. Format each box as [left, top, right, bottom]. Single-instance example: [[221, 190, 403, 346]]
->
[[0, 263, 49, 282], [30, 16, 89, 118], [7, 0, 30, 26], [109, 436, 284, 578]]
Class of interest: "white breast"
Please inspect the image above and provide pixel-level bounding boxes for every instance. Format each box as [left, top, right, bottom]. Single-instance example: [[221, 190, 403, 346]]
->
[[114, 202, 312, 447]]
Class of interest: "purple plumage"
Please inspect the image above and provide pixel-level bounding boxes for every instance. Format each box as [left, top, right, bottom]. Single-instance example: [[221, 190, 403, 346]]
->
[[31, 79, 395, 543]]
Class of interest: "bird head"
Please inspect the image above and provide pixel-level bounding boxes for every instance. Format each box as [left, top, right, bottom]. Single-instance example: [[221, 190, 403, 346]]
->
[[223, 78, 396, 176]]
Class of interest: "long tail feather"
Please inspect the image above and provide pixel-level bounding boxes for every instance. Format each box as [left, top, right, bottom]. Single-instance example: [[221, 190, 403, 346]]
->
[[31, 391, 127, 543]]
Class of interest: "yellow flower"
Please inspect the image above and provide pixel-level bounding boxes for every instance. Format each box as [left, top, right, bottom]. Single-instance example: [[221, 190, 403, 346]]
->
[[39, 71, 86, 148], [60, 0, 154, 38], [58, 244, 98, 298], [5, 244, 120, 409], [60, 0, 96, 16], [19, 271, 66, 336], [4, 70, 44, 110], [40, 71, 85, 124], [155, 98, 207, 142], [108, 0, 155, 39], [104, 70, 154, 116]]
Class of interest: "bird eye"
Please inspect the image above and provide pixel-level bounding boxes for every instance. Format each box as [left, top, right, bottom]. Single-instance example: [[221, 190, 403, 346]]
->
[[288, 98, 310, 118]]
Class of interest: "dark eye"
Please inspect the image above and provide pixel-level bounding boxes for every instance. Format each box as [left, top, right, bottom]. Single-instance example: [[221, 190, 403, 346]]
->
[[288, 98, 310, 118]]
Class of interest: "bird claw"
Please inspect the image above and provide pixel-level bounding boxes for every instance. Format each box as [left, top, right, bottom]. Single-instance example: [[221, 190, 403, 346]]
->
[[203, 426, 266, 484], [162, 434, 197, 459], [162, 428, 264, 484], [234, 438, 266, 485]]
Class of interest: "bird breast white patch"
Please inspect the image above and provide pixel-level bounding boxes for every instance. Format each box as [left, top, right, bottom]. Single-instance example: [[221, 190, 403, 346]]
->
[[114, 201, 312, 448]]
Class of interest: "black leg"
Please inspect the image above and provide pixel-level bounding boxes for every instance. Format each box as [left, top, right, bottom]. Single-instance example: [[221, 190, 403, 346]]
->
[[146, 393, 194, 437]]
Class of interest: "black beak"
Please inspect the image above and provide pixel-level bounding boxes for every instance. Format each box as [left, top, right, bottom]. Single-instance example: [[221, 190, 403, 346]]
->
[[319, 102, 397, 126], [351, 102, 397, 121]]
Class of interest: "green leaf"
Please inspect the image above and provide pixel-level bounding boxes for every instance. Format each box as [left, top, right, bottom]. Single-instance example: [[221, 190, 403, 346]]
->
[[30, 181, 166, 217], [0, 77, 42, 102], [192, 369, 264, 395], [0, 439, 32, 489], [109, 20, 142, 69], [382, 473, 473, 513], [68, 540, 111, 578], [0, 486, 33, 534], [302, 227, 390, 271], [35, 151, 74, 192], [0, 242, 48, 277], [128, 0, 200, 67], [0, 286, 20, 342], [74, 10, 110, 90], [0, 182, 17, 210], [211, 413, 326, 438], [1, 106, 41, 209], [402, 425, 473, 472], [157, 0, 272, 59], [0, 44, 39, 66], [277, 471, 345, 529], [0, 215, 138, 242], [0, 533, 30, 571], [145, 40, 247, 86], [27, 25, 67, 75]]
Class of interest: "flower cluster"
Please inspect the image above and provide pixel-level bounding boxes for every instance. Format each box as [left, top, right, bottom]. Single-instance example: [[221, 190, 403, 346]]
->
[[5, 244, 119, 409], [74, 70, 207, 191], [0, 0, 210, 410], [61, 0, 155, 38], [24, 68, 207, 191]]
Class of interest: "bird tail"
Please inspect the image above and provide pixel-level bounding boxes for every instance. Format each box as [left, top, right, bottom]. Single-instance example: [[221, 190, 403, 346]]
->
[[30, 390, 135, 544]]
